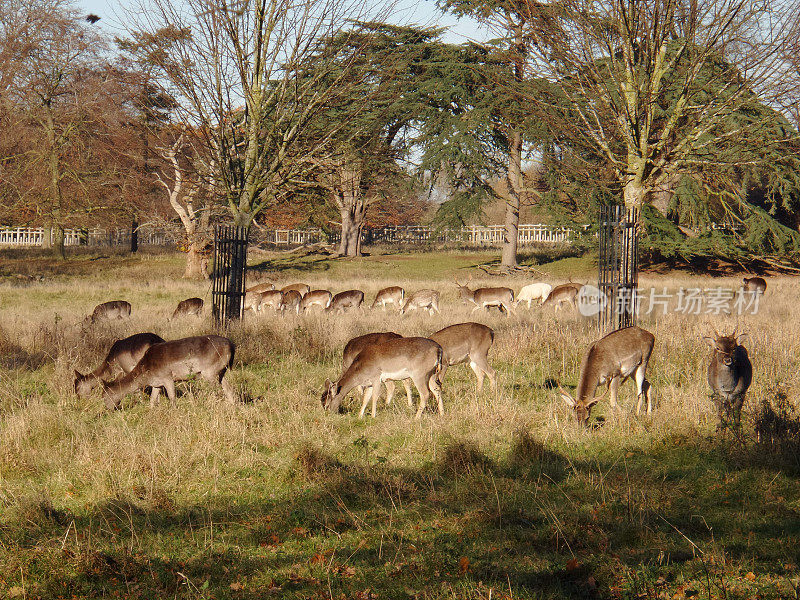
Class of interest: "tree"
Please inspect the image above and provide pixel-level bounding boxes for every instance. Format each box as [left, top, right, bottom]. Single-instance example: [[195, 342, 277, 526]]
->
[[121, 0, 386, 229], [518, 0, 799, 215]]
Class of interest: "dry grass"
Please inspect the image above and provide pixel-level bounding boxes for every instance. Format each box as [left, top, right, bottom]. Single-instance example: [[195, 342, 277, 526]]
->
[[1, 249, 799, 599]]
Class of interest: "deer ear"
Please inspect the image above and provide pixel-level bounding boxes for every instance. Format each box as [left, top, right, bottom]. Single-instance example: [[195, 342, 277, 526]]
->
[[74, 369, 82, 379], [736, 332, 748, 344], [702, 336, 715, 347]]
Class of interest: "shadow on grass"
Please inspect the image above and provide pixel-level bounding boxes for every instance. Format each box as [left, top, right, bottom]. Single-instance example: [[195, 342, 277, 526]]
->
[[4, 433, 800, 599]]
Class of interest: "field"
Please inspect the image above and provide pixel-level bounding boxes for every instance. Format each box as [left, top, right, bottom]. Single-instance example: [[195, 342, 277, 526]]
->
[[1, 248, 799, 600]]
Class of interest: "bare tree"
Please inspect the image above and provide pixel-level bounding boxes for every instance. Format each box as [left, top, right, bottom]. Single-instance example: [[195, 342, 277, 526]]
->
[[121, 0, 390, 229], [155, 133, 214, 278], [519, 0, 800, 211]]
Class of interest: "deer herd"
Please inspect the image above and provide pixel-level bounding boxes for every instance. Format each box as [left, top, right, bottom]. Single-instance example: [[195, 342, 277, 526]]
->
[[74, 275, 765, 429]]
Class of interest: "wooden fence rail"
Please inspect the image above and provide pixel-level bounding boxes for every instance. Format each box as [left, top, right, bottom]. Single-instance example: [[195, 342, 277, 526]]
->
[[0, 226, 172, 248]]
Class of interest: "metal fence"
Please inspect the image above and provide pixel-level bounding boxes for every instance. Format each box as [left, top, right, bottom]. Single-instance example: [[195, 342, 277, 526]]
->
[[0, 226, 172, 248], [598, 205, 639, 333], [211, 225, 248, 327]]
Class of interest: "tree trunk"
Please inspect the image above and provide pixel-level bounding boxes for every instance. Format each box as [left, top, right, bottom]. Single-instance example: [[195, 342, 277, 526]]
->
[[502, 130, 523, 269], [336, 163, 366, 257], [52, 223, 66, 260], [624, 177, 646, 209], [339, 204, 365, 257], [184, 237, 210, 279]]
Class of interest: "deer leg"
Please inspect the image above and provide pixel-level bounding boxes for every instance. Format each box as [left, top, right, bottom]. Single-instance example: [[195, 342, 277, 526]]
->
[[149, 386, 161, 407], [219, 371, 236, 404], [429, 372, 443, 415], [412, 376, 428, 419], [473, 355, 496, 392], [402, 379, 414, 407], [607, 377, 619, 410], [164, 380, 177, 405], [634, 365, 647, 415], [358, 384, 376, 419], [384, 380, 396, 405], [469, 360, 486, 391]]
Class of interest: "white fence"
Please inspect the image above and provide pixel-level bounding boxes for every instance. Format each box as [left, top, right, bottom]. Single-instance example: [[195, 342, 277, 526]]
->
[[260, 224, 578, 247], [0, 226, 171, 248]]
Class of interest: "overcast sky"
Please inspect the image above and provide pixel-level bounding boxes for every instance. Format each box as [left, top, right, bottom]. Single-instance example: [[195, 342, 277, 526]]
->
[[74, 0, 490, 44]]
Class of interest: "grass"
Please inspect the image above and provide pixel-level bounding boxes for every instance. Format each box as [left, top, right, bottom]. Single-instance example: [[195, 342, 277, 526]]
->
[[1, 247, 799, 599]]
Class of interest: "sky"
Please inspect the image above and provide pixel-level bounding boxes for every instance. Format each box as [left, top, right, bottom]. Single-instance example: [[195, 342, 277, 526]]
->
[[74, 0, 490, 44]]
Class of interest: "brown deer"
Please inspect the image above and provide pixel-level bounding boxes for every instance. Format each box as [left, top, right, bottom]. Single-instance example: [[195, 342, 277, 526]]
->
[[247, 281, 275, 294], [743, 276, 767, 294], [322, 337, 443, 419], [102, 335, 236, 409], [342, 332, 414, 407], [327, 290, 364, 313], [74, 332, 165, 397], [87, 300, 131, 324], [454, 276, 515, 315], [542, 284, 581, 311], [281, 283, 311, 296], [430, 322, 496, 391], [280, 289, 303, 313], [301, 289, 333, 312], [258, 290, 284, 312], [243, 291, 264, 313], [559, 326, 655, 425], [400, 289, 440, 315], [372, 286, 405, 311], [171, 297, 204, 319], [705, 329, 752, 429]]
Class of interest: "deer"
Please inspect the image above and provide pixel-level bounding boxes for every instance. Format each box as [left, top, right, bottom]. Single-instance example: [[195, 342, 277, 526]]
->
[[87, 300, 131, 324], [454, 276, 515, 315], [371, 286, 405, 311], [327, 290, 364, 313], [743, 276, 767, 294], [321, 337, 444, 419], [400, 289, 440, 315], [705, 328, 752, 429], [171, 297, 204, 319], [74, 332, 165, 398], [281, 283, 311, 296], [517, 282, 553, 308], [430, 322, 496, 391], [243, 290, 264, 313], [301, 289, 333, 312], [247, 281, 275, 294], [280, 289, 303, 313], [559, 326, 655, 426], [541, 284, 581, 311], [258, 290, 284, 312], [102, 335, 236, 409], [342, 332, 414, 408]]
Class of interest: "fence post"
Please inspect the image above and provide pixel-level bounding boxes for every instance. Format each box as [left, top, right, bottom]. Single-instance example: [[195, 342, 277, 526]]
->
[[212, 225, 249, 327], [598, 205, 639, 333]]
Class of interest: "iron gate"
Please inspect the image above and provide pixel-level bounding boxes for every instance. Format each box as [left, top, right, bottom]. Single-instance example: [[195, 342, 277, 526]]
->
[[212, 225, 248, 327], [598, 205, 639, 333]]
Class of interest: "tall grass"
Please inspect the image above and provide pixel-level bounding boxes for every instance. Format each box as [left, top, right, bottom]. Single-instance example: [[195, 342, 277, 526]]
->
[[0, 250, 798, 599]]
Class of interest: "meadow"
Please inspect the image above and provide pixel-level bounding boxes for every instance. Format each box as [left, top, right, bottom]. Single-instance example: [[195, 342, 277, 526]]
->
[[1, 247, 799, 600]]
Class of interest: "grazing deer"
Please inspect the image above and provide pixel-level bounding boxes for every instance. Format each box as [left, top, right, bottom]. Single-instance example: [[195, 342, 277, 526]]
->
[[372, 286, 405, 311], [517, 282, 552, 308], [322, 337, 444, 419], [281, 283, 311, 296], [400, 289, 440, 315], [243, 291, 264, 313], [301, 289, 332, 312], [259, 290, 284, 312], [102, 335, 236, 409], [430, 322, 496, 391], [559, 326, 655, 425], [705, 329, 752, 429], [342, 332, 414, 407], [88, 300, 131, 324], [743, 276, 767, 294], [327, 290, 365, 313], [171, 297, 204, 319], [542, 284, 581, 311], [454, 276, 515, 315], [280, 289, 303, 313], [247, 281, 275, 294], [74, 332, 165, 397]]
